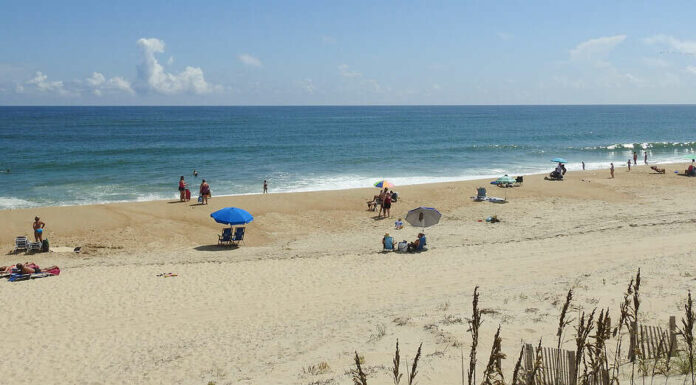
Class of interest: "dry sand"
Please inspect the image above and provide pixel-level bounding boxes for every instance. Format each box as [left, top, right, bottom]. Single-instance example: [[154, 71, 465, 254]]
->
[[1, 163, 695, 385]]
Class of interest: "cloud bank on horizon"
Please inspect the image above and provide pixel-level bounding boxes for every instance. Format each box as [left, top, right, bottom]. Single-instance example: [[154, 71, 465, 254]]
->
[[2, 2, 696, 105]]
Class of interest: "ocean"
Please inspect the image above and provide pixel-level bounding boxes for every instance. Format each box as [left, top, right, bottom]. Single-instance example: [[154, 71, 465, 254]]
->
[[1, 105, 696, 209]]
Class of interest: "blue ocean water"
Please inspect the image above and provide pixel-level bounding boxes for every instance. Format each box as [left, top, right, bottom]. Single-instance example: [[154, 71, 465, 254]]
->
[[1, 105, 696, 209]]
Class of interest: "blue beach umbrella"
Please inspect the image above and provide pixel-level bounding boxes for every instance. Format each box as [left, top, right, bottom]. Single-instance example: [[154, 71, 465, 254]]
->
[[491, 175, 516, 185], [405, 207, 442, 228], [551, 157, 567, 163], [210, 207, 254, 225]]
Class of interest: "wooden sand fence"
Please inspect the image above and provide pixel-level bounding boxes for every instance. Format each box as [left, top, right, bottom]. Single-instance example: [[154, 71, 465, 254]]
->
[[522, 343, 579, 385], [628, 316, 677, 361]]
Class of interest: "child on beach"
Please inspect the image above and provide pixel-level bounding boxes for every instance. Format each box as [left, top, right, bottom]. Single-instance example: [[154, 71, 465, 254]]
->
[[627, 159, 631, 171], [395, 218, 404, 230], [610, 163, 615, 178], [179, 176, 187, 201]]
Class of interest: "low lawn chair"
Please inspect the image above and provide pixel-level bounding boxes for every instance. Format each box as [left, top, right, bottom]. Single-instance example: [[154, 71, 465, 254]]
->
[[231, 227, 246, 246], [218, 228, 232, 246], [14, 236, 28, 253], [472, 187, 487, 201], [27, 242, 42, 253], [382, 235, 395, 252]]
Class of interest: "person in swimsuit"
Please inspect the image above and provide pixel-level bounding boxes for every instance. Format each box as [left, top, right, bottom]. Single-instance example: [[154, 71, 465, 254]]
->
[[33, 217, 45, 242], [633, 151, 638, 166], [610, 163, 615, 178], [263, 180, 268, 194], [199, 179, 211, 205], [179, 176, 187, 202], [15, 263, 58, 275], [382, 193, 392, 218]]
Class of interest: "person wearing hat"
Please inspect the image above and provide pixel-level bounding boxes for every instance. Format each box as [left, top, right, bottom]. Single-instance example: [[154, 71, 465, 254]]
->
[[33, 216, 46, 242]]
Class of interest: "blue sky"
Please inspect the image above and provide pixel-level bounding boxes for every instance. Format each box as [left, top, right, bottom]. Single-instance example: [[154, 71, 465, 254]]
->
[[2, 0, 696, 105]]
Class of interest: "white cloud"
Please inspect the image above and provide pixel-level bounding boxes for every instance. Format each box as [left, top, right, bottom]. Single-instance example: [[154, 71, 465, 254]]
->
[[238, 53, 262, 67], [26, 71, 66, 93], [644, 35, 696, 56], [136, 37, 219, 95], [167, 56, 174, 65], [300, 78, 315, 94], [85, 72, 134, 95], [570, 35, 626, 61], [686, 66, 696, 75], [338, 64, 362, 78]]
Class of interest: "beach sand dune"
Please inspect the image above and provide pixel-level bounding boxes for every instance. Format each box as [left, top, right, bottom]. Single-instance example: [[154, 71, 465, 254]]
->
[[1, 164, 695, 384]]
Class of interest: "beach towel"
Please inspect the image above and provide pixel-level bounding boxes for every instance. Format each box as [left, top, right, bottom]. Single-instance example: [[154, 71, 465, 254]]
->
[[8, 272, 56, 282]]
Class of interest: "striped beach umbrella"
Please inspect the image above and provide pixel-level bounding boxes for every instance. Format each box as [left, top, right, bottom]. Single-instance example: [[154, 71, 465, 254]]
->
[[374, 180, 394, 188]]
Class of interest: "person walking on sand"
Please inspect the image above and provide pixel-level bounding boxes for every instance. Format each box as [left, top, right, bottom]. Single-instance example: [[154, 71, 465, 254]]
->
[[644, 151, 648, 164], [178, 176, 187, 201], [263, 180, 268, 194], [633, 151, 638, 166], [610, 163, 615, 178], [582, 161, 585, 171], [199, 179, 210, 205], [33, 216, 45, 242]]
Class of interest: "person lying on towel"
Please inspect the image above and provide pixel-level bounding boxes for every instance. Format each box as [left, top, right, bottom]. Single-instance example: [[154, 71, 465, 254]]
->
[[15, 263, 59, 275]]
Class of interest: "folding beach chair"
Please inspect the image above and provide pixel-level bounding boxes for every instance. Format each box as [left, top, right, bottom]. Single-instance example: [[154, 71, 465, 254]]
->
[[472, 187, 487, 201], [14, 236, 28, 253], [231, 227, 246, 246], [27, 242, 42, 253], [218, 228, 232, 246], [383, 236, 395, 252]]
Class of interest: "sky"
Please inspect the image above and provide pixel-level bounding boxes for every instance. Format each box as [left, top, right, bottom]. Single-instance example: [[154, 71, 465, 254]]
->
[[2, 0, 696, 105]]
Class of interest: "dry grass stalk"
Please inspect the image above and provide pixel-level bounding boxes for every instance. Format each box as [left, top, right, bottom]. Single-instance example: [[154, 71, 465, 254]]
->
[[393, 339, 403, 385], [408, 342, 422, 385], [482, 326, 507, 385], [610, 277, 634, 385], [530, 339, 544, 385], [679, 291, 695, 385], [630, 269, 642, 385], [512, 345, 525, 385], [469, 286, 483, 385], [557, 289, 575, 385], [352, 351, 368, 385], [576, 309, 597, 384]]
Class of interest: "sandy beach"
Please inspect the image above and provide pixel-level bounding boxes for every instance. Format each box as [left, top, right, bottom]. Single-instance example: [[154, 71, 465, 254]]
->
[[2, 163, 695, 385]]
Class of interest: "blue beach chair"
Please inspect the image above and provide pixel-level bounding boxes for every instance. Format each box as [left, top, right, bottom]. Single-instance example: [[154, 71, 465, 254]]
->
[[383, 235, 395, 251], [231, 227, 246, 246], [218, 228, 232, 246]]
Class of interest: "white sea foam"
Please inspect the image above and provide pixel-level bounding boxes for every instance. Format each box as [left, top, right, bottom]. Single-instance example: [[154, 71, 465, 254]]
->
[[0, 197, 41, 210]]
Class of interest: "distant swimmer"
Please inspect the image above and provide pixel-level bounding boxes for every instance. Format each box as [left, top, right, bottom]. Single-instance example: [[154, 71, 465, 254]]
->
[[193, 170, 198, 177]]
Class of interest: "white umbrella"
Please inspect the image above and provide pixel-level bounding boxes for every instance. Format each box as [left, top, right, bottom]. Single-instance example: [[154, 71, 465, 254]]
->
[[405, 207, 442, 229]]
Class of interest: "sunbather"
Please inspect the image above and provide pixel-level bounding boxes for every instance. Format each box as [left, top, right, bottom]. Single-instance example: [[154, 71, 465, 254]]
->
[[408, 233, 425, 252], [15, 263, 58, 275], [650, 166, 665, 174]]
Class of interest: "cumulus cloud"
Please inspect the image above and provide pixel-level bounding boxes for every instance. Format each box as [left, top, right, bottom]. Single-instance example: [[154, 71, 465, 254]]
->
[[644, 35, 696, 56], [238, 53, 262, 67], [26, 71, 66, 94], [570, 35, 626, 61], [136, 38, 219, 95], [86, 72, 134, 95]]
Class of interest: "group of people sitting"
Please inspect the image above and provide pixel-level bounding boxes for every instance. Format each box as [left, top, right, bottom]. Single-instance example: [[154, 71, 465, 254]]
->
[[382, 232, 426, 253], [367, 188, 398, 217], [1, 262, 60, 276], [685, 161, 696, 176], [548, 163, 567, 180]]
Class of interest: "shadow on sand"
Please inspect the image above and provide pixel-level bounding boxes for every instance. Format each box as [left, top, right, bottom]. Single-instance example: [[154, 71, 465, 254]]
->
[[194, 244, 238, 252]]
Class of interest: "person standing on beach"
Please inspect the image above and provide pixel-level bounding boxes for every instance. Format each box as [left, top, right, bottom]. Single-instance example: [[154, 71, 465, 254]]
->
[[627, 159, 631, 171], [178, 176, 187, 201], [263, 180, 268, 194], [633, 151, 638, 166], [610, 163, 615, 178], [199, 179, 210, 205], [644, 152, 648, 164], [582, 161, 585, 170], [33, 216, 45, 242]]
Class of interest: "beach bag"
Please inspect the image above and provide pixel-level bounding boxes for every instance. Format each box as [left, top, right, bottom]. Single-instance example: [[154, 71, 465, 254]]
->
[[398, 241, 408, 252], [185, 189, 191, 201], [41, 239, 49, 252], [198, 195, 203, 203]]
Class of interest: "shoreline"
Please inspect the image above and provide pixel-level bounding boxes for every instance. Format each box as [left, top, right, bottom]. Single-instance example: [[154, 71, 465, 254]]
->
[[1, 159, 692, 212]]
